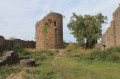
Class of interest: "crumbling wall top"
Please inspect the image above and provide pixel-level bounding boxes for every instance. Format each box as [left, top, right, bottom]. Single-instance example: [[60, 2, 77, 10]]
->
[[36, 12, 63, 24], [113, 5, 120, 17]]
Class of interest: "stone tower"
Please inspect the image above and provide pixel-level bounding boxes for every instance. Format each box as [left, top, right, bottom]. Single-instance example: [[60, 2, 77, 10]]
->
[[36, 12, 63, 49]]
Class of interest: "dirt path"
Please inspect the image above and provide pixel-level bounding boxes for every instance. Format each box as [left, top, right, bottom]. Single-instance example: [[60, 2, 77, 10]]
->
[[51, 50, 63, 68], [51, 50, 71, 78]]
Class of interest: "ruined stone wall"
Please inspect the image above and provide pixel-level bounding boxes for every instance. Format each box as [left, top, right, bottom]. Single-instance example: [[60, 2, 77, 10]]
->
[[0, 36, 5, 47], [36, 12, 63, 49], [101, 21, 115, 49], [95, 43, 102, 49], [100, 6, 120, 49], [113, 6, 120, 46], [0, 36, 35, 48], [13, 39, 35, 48], [0, 51, 18, 67], [5, 40, 13, 48]]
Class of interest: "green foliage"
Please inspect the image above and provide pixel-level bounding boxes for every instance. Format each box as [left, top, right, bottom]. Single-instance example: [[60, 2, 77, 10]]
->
[[55, 55, 120, 79], [13, 46, 23, 53], [13, 46, 31, 58], [0, 46, 12, 56], [0, 65, 21, 79], [0, 47, 55, 79], [1, 47, 120, 79], [31, 50, 54, 61], [0, 46, 31, 57], [38, 50, 54, 56], [71, 46, 120, 62], [67, 13, 107, 48], [42, 23, 49, 37], [89, 47, 120, 61]]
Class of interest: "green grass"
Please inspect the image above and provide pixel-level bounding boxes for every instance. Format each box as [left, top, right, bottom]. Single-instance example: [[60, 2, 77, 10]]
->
[[1, 46, 120, 79], [71, 46, 120, 62], [0, 47, 57, 79], [55, 56, 120, 79]]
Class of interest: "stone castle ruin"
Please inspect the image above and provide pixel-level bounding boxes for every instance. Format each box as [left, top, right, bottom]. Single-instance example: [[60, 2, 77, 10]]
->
[[36, 12, 63, 49], [96, 5, 120, 50], [0, 6, 120, 50], [0, 12, 63, 49]]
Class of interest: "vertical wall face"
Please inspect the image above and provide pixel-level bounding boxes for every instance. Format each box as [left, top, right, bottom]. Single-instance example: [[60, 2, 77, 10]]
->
[[113, 7, 120, 46], [0, 36, 35, 48], [100, 6, 120, 49], [13, 39, 35, 48], [101, 21, 115, 49], [36, 12, 63, 49], [0, 36, 5, 47]]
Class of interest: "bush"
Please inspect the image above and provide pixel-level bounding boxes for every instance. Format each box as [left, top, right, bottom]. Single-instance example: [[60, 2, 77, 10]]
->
[[0, 46, 12, 56], [72, 46, 120, 62], [13, 46, 31, 58], [13, 46, 23, 53]]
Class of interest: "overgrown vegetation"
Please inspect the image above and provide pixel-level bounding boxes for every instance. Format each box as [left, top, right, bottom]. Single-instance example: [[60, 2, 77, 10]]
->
[[63, 43, 92, 54], [42, 23, 49, 37], [67, 13, 107, 48], [1, 45, 120, 79], [55, 54, 120, 79], [0, 65, 21, 78], [13, 46, 31, 58], [0, 46, 56, 79], [0, 46, 12, 56], [53, 46, 120, 79], [70, 46, 120, 62]]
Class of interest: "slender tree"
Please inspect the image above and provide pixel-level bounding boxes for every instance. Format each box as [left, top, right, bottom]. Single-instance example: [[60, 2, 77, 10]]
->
[[67, 13, 107, 48]]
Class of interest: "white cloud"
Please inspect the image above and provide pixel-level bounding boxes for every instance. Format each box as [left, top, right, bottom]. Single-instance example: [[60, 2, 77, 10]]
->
[[0, 0, 119, 42]]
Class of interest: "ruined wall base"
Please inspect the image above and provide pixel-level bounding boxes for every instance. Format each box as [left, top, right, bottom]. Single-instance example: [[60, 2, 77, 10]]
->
[[0, 36, 35, 48]]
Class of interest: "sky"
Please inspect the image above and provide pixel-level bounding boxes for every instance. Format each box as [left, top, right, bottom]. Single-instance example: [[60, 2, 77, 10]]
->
[[0, 0, 119, 42]]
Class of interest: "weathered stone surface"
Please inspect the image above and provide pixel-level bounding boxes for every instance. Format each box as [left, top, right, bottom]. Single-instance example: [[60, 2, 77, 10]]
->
[[0, 36, 35, 48], [20, 59, 35, 67], [13, 39, 35, 48], [0, 60, 4, 66], [0, 36, 5, 47], [97, 5, 120, 50], [36, 12, 63, 49], [0, 51, 19, 67]]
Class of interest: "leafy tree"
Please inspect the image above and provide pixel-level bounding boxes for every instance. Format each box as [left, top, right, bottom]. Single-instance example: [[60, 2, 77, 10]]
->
[[67, 13, 107, 48]]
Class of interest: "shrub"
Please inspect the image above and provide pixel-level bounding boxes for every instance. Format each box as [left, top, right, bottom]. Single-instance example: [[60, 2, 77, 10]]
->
[[13, 46, 23, 52], [72, 46, 120, 62], [0, 46, 12, 56], [13, 46, 31, 57]]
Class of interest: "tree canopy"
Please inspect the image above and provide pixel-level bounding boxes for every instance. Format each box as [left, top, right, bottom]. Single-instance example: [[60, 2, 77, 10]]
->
[[67, 13, 107, 48]]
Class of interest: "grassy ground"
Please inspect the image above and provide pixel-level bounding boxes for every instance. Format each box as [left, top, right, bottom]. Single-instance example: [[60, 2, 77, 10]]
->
[[0, 45, 120, 79], [55, 55, 120, 79], [0, 49, 58, 79]]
